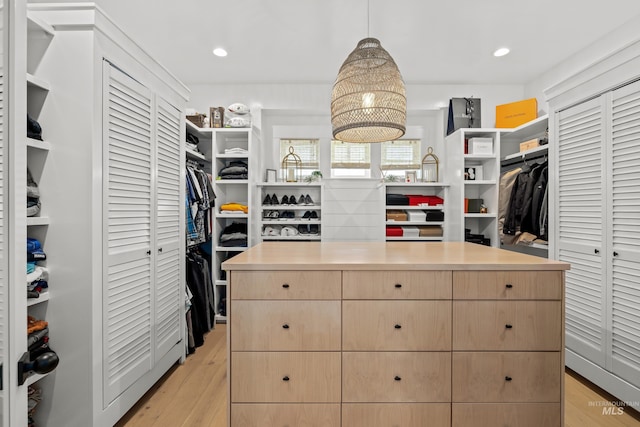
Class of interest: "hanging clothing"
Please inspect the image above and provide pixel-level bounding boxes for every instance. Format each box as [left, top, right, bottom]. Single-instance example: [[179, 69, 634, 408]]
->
[[186, 162, 216, 246], [185, 250, 216, 354], [498, 167, 522, 244]]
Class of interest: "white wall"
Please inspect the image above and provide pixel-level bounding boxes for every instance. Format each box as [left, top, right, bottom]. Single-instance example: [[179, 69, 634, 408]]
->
[[525, 13, 640, 112]]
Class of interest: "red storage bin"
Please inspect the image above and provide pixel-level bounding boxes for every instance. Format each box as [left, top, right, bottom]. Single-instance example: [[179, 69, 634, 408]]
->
[[406, 195, 444, 206], [385, 226, 403, 237]]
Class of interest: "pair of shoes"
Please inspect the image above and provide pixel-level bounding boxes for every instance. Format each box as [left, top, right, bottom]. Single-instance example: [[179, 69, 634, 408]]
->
[[301, 211, 319, 220], [262, 225, 282, 236], [279, 211, 295, 220], [302, 194, 314, 205], [281, 225, 299, 237], [280, 195, 300, 205], [263, 210, 279, 219], [262, 194, 280, 206], [298, 224, 320, 235], [298, 224, 310, 235]]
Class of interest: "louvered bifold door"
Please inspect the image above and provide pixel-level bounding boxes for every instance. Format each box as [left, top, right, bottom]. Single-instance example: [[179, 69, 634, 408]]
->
[[609, 81, 640, 387], [102, 63, 154, 405], [0, 67, 6, 400], [154, 97, 183, 362], [556, 96, 607, 367]]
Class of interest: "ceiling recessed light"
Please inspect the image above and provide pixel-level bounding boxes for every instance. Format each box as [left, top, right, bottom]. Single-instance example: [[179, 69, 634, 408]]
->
[[213, 48, 228, 57], [493, 47, 510, 57]]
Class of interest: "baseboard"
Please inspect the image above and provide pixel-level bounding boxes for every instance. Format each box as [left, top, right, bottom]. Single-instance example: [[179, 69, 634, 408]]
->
[[566, 349, 640, 413]]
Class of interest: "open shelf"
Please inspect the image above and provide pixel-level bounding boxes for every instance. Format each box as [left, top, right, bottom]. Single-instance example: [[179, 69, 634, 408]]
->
[[27, 73, 51, 91], [27, 292, 50, 307], [26, 138, 51, 151], [27, 216, 50, 226], [503, 144, 548, 161]]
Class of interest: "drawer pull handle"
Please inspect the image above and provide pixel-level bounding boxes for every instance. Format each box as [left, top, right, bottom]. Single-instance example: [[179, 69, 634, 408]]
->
[[505, 376, 513, 382], [395, 283, 402, 288], [282, 376, 290, 381], [394, 324, 402, 329], [594, 249, 600, 254], [394, 376, 402, 381], [282, 284, 290, 289], [505, 324, 513, 329], [613, 251, 619, 257], [282, 324, 290, 329], [505, 284, 513, 289]]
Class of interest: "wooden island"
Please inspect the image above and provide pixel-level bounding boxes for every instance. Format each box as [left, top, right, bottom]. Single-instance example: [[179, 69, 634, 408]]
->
[[222, 242, 570, 427]]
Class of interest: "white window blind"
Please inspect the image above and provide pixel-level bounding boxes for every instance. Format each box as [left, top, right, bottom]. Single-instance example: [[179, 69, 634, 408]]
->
[[331, 140, 371, 169], [279, 139, 319, 169], [381, 139, 420, 170]]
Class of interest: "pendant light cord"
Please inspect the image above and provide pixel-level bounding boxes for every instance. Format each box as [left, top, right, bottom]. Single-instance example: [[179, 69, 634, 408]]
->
[[367, 0, 370, 37]]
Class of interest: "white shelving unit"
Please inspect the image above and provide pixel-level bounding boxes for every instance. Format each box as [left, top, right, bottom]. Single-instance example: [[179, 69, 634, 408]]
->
[[257, 182, 323, 242], [25, 9, 56, 401], [445, 129, 501, 247], [384, 182, 448, 242], [210, 126, 253, 323]]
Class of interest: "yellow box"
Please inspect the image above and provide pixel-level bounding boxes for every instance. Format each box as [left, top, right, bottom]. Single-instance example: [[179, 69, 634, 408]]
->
[[520, 138, 540, 152], [496, 98, 538, 128]]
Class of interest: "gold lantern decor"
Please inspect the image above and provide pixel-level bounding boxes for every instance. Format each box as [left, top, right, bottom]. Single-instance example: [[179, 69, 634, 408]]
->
[[282, 146, 302, 182], [421, 147, 439, 182]]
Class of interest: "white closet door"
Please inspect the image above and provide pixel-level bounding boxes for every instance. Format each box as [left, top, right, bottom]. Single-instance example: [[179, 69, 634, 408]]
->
[[154, 97, 182, 362], [609, 81, 640, 387], [557, 96, 608, 367], [103, 63, 154, 405], [0, 66, 5, 403]]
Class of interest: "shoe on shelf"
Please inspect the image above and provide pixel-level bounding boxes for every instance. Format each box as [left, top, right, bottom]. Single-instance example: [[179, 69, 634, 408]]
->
[[263, 210, 271, 219], [289, 195, 297, 205], [269, 211, 280, 219], [262, 194, 272, 205], [298, 224, 310, 235], [270, 194, 279, 205], [302, 211, 311, 220], [310, 211, 318, 220], [304, 194, 314, 205], [309, 224, 319, 235], [297, 195, 306, 205], [287, 211, 296, 219], [281, 195, 289, 205]]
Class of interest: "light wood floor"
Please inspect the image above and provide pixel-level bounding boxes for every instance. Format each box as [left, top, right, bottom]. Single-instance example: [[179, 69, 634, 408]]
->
[[116, 324, 640, 427]]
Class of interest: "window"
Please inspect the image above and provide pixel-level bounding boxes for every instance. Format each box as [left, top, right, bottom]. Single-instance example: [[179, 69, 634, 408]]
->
[[381, 139, 421, 170], [379, 139, 421, 180], [279, 139, 319, 170], [331, 140, 371, 177]]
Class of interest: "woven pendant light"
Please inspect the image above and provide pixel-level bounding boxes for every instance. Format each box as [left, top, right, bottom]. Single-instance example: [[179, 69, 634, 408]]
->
[[331, 37, 406, 143]]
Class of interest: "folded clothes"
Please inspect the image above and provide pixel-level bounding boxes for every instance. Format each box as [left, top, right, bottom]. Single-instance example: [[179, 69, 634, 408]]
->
[[27, 238, 42, 252], [27, 315, 48, 335], [27, 198, 41, 217], [28, 280, 48, 293], [220, 202, 248, 214], [27, 266, 48, 285], [27, 328, 49, 348], [27, 249, 47, 262]]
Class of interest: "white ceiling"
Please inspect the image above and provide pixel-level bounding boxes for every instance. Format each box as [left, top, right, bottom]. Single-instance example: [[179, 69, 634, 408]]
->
[[31, 0, 640, 86]]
